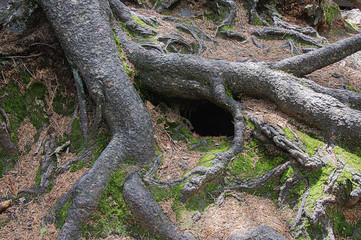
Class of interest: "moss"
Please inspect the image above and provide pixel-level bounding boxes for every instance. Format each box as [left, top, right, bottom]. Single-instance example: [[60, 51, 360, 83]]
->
[[304, 166, 333, 212], [1, 81, 50, 131], [69, 118, 85, 153], [280, 166, 294, 184], [322, 0, 340, 25], [91, 130, 111, 165], [55, 200, 72, 229], [53, 87, 76, 116], [82, 166, 135, 238], [230, 139, 286, 181], [283, 127, 295, 140], [327, 207, 355, 238], [334, 146, 361, 173], [245, 117, 255, 130], [69, 161, 85, 172], [298, 131, 325, 156]]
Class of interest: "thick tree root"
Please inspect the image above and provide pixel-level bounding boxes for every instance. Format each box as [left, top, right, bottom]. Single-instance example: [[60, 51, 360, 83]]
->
[[40, 0, 155, 238], [251, 27, 324, 48], [116, 21, 361, 150], [272, 34, 361, 77], [123, 172, 194, 239]]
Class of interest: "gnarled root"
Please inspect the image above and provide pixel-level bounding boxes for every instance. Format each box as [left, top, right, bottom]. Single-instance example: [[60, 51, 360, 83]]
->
[[123, 172, 194, 239]]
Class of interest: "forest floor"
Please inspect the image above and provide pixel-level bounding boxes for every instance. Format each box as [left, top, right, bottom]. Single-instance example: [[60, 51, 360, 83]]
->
[[0, 0, 361, 239]]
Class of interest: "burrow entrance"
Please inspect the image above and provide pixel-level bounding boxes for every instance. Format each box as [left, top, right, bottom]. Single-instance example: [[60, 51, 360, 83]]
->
[[180, 101, 234, 137]]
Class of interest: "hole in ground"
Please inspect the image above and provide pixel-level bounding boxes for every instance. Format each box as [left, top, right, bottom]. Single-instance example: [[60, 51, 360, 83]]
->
[[181, 101, 234, 137]]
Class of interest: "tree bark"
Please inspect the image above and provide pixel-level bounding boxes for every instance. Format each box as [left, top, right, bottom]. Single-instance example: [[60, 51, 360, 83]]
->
[[38, 0, 154, 238]]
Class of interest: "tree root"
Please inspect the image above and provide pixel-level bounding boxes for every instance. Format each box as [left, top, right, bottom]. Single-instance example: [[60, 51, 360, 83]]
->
[[281, 39, 300, 56], [176, 24, 206, 55], [271, 12, 321, 39], [230, 161, 292, 190], [158, 35, 194, 53], [123, 172, 194, 239], [247, 113, 324, 168], [40, 0, 155, 238], [72, 69, 89, 141], [251, 36, 269, 50], [155, 0, 179, 13], [278, 176, 302, 206], [215, 0, 237, 32], [19, 134, 56, 196], [251, 27, 324, 48], [271, 33, 361, 77], [217, 30, 247, 42]]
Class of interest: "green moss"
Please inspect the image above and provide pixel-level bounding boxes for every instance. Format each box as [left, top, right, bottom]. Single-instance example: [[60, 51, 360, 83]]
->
[[200, 153, 215, 163], [53, 87, 76, 116], [280, 166, 294, 183], [55, 200, 72, 229], [69, 118, 85, 153], [298, 131, 325, 156], [0, 151, 17, 178], [304, 166, 333, 212], [82, 166, 142, 238], [1, 81, 50, 131], [283, 127, 295, 140], [327, 207, 355, 238], [230, 139, 286, 181], [69, 161, 85, 172], [322, 0, 340, 25], [245, 117, 255, 130], [334, 146, 361, 173], [91, 130, 111, 165]]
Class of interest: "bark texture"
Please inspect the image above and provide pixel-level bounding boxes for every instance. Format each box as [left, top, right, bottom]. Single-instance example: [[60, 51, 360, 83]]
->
[[38, 0, 154, 238]]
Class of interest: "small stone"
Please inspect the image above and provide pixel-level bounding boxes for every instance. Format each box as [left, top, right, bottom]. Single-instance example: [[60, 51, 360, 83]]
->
[[19, 197, 26, 203], [192, 211, 201, 222]]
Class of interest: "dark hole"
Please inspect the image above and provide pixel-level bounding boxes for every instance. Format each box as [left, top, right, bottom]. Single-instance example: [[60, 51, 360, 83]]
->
[[181, 102, 234, 137]]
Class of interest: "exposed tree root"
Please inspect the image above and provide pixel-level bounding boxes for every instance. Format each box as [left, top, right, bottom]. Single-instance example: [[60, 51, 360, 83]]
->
[[281, 39, 300, 56], [278, 176, 302, 206], [247, 113, 323, 168], [215, 0, 237, 30], [251, 27, 324, 48], [272, 34, 361, 76], [72, 69, 89, 141], [230, 161, 292, 190], [217, 30, 247, 42], [19, 134, 56, 195], [123, 172, 194, 239], [39, 0, 155, 238], [271, 12, 321, 39]]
